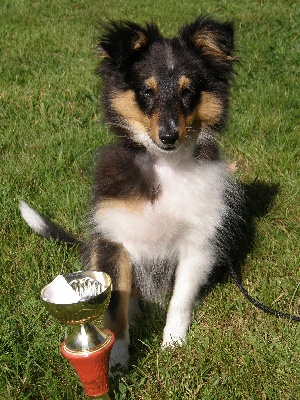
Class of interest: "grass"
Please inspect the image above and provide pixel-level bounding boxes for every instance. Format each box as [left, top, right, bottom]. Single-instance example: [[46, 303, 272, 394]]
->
[[1, 0, 299, 398]]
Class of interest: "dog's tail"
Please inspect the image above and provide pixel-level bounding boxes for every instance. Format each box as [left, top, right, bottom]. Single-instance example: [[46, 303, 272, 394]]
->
[[19, 200, 81, 247]]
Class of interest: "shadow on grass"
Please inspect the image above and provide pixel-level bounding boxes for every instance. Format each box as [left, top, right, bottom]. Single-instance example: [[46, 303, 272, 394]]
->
[[231, 179, 280, 276], [109, 179, 280, 397], [244, 179, 280, 218]]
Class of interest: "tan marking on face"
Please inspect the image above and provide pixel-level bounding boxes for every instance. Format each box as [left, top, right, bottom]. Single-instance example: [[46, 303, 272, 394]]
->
[[111, 89, 161, 146], [178, 76, 191, 92], [145, 76, 158, 92], [187, 91, 223, 127], [111, 89, 151, 132], [178, 113, 187, 140], [148, 112, 159, 144], [143, 79, 159, 142]]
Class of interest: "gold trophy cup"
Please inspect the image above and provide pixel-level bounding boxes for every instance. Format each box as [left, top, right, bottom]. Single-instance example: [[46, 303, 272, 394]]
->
[[41, 270, 114, 399]]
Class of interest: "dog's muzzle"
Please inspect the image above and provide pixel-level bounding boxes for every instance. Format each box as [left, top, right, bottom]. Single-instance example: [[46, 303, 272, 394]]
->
[[158, 128, 180, 150]]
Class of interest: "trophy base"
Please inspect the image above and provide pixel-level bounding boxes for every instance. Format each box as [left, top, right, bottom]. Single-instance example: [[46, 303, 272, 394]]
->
[[88, 393, 110, 400], [61, 327, 114, 398]]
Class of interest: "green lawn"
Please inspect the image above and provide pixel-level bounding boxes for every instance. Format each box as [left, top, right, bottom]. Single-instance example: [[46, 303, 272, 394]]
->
[[1, 0, 299, 399]]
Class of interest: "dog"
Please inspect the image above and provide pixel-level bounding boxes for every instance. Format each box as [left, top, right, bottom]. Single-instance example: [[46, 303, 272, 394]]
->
[[20, 15, 244, 372]]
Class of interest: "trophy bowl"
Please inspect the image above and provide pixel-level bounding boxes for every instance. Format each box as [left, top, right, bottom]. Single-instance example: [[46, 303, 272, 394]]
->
[[41, 270, 112, 325]]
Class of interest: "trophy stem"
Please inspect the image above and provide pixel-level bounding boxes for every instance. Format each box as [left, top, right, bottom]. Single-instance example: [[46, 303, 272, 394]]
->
[[65, 323, 110, 352], [61, 325, 114, 398]]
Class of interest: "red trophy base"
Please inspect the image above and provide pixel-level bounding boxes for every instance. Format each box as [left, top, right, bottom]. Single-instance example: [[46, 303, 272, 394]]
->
[[60, 329, 114, 398]]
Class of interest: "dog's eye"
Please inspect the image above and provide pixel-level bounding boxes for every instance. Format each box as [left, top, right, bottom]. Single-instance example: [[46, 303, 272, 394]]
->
[[142, 87, 155, 98], [181, 87, 196, 109], [181, 87, 193, 98]]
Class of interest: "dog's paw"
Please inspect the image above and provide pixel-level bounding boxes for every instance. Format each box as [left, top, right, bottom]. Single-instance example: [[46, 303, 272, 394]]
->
[[161, 327, 186, 349], [109, 339, 129, 377]]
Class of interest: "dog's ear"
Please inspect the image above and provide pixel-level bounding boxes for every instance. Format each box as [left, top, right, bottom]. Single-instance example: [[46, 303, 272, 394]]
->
[[179, 16, 237, 77], [98, 21, 162, 68]]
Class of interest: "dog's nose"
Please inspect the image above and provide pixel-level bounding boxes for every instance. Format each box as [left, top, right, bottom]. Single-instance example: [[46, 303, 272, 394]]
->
[[159, 130, 179, 146]]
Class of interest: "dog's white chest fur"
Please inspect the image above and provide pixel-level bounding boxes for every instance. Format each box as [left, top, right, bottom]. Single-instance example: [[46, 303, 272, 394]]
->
[[95, 155, 227, 262]]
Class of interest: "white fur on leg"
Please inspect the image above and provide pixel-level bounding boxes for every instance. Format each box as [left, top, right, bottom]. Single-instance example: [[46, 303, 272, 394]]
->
[[162, 304, 190, 348], [162, 247, 213, 348]]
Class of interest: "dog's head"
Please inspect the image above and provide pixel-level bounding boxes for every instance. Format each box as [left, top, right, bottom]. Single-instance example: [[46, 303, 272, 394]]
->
[[98, 16, 236, 153]]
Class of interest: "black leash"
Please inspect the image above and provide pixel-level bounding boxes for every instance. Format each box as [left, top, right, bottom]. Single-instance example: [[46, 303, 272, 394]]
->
[[228, 264, 300, 321]]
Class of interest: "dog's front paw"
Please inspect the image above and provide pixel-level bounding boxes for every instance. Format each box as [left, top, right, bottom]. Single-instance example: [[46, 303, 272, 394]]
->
[[109, 339, 129, 376], [162, 327, 186, 348]]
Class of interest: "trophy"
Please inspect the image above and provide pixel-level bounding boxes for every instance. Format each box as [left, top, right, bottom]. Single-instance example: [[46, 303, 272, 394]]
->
[[41, 270, 115, 399]]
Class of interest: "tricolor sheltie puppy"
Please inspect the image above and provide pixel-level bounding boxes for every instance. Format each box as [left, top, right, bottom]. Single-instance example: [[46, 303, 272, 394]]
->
[[20, 16, 244, 372]]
